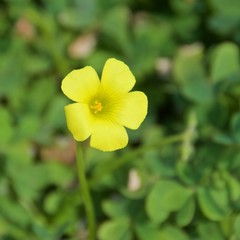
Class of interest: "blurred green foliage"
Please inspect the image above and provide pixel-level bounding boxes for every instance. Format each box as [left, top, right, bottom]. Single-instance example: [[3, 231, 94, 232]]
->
[[1, 0, 240, 239]]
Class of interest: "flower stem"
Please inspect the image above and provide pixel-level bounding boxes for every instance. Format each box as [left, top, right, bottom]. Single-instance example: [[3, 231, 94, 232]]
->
[[76, 143, 95, 240]]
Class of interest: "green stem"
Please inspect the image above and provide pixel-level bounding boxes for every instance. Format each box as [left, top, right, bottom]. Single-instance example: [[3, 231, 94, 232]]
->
[[76, 143, 96, 240]]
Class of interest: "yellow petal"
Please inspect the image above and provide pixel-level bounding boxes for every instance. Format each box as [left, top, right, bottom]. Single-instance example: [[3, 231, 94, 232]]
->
[[61, 66, 100, 103], [64, 103, 93, 141], [90, 119, 128, 151], [117, 91, 148, 129], [101, 58, 136, 94]]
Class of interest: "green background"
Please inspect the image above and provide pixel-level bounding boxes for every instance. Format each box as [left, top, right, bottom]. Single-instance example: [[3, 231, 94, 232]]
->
[[1, 0, 240, 239]]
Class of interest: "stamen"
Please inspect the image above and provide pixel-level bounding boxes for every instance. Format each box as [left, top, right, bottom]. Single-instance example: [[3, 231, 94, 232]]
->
[[90, 100, 103, 114]]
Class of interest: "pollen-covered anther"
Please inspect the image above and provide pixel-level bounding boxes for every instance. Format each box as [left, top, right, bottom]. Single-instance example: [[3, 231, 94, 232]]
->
[[90, 100, 103, 114]]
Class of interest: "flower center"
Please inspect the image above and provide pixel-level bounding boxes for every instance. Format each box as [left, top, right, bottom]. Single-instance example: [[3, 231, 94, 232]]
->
[[90, 100, 103, 114]]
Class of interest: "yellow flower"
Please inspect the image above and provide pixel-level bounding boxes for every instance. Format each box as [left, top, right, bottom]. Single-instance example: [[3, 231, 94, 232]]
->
[[61, 58, 148, 151]]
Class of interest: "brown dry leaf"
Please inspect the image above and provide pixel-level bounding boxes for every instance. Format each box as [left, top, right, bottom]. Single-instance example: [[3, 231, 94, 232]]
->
[[68, 33, 97, 59], [15, 17, 36, 40], [41, 136, 76, 164]]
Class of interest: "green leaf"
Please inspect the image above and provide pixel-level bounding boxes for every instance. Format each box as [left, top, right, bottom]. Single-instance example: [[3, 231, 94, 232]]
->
[[41, 0, 69, 13], [230, 112, 240, 142], [0, 44, 26, 96], [181, 76, 213, 103], [7, 164, 47, 199], [173, 14, 199, 40], [24, 55, 51, 75], [134, 222, 162, 240], [170, 0, 196, 13], [43, 191, 63, 215], [8, 161, 73, 200], [102, 198, 130, 218], [176, 161, 197, 185], [43, 161, 74, 187], [209, 0, 240, 18], [146, 180, 192, 223], [197, 185, 230, 221], [43, 95, 68, 130], [208, 15, 240, 35], [27, 77, 56, 114], [208, 0, 240, 35], [234, 215, 240, 237], [32, 225, 53, 240], [146, 206, 169, 224], [17, 114, 40, 140], [222, 172, 240, 202], [0, 107, 13, 146], [158, 225, 190, 240], [58, 0, 98, 29], [174, 44, 205, 84], [98, 218, 132, 240], [210, 42, 240, 83], [5, 141, 32, 164], [197, 222, 225, 240], [101, 6, 131, 54], [42, 191, 80, 228], [129, 21, 171, 78], [0, 216, 8, 236], [175, 197, 195, 227], [0, 196, 30, 228], [173, 44, 213, 103], [213, 134, 235, 145], [231, 112, 240, 132]]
